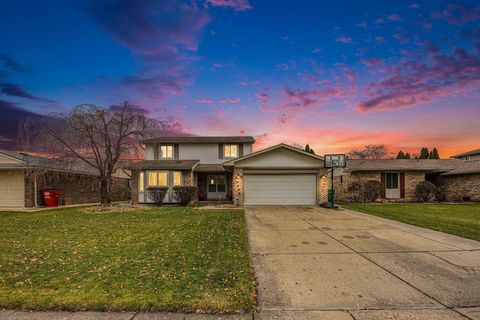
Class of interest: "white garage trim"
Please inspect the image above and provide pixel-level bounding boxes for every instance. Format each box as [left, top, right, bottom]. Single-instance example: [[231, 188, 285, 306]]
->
[[244, 173, 317, 206], [0, 170, 25, 208]]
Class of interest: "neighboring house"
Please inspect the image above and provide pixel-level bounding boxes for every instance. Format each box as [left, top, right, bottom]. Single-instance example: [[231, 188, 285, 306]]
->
[[0, 150, 131, 208], [127, 137, 328, 206], [451, 148, 480, 161], [333, 158, 480, 202]]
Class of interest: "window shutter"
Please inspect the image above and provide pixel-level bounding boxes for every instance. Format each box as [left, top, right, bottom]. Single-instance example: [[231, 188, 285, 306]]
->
[[239, 144, 243, 157], [154, 144, 159, 160], [218, 144, 224, 159], [174, 144, 179, 160], [400, 172, 405, 198], [380, 173, 386, 198]]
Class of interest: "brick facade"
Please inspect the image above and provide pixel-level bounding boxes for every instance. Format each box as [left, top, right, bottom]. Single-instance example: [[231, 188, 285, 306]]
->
[[436, 173, 480, 202], [333, 171, 425, 203], [25, 170, 131, 207], [232, 168, 244, 206]]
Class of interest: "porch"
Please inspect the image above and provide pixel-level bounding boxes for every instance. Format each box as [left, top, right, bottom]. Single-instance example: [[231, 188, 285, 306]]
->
[[194, 164, 233, 202]]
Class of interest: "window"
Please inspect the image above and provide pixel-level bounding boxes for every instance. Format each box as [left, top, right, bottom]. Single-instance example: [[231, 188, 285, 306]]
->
[[148, 171, 168, 187], [173, 171, 182, 186], [160, 145, 173, 159], [139, 172, 144, 192], [385, 173, 399, 189], [224, 144, 238, 158]]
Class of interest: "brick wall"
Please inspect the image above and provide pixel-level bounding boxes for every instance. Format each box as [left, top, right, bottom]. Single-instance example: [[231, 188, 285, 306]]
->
[[25, 170, 131, 207], [232, 168, 244, 206], [436, 173, 480, 202], [131, 169, 139, 204], [333, 171, 425, 203]]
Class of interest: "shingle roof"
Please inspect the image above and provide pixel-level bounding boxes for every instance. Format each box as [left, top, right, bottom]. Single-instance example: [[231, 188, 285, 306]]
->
[[140, 136, 255, 144], [451, 148, 480, 158], [346, 159, 461, 172], [0, 150, 129, 178], [441, 160, 480, 176], [125, 160, 199, 170]]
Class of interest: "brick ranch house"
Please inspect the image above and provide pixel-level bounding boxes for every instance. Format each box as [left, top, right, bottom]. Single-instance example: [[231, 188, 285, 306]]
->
[[0, 150, 131, 208], [334, 157, 480, 202]]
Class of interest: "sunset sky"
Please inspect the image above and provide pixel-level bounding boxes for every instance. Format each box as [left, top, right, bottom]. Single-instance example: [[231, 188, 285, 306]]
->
[[1, 0, 479, 157]]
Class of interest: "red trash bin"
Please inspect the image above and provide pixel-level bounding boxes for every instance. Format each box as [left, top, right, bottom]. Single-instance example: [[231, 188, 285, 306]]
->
[[40, 189, 63, 207]]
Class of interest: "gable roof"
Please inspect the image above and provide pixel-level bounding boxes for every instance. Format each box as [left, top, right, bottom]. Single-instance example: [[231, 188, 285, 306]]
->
[[451, 148, 480, 158], [223, 143, 324, 166], [346, 159, 461, 172], [140, 136, 255, 144]]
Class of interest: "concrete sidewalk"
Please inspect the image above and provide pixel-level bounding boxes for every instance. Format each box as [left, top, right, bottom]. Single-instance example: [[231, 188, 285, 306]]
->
[[246, 206, 480, 320]]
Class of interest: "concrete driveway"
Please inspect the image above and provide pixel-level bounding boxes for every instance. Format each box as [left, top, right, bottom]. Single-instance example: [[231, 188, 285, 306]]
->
[[246, 206, 480, 320]]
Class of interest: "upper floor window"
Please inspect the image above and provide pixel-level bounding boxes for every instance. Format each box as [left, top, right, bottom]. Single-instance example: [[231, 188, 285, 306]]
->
[[224, 144, 238, 158], [160, 145, 174, 159]]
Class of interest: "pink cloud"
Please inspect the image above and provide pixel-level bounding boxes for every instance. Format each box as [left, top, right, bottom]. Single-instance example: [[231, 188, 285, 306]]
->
[[432, 3, 480, 25], [237, 80, 260, 85], [361, 58, 383, 67], [387, 13, 401, 21], [335, 36, 352, 44], [206, 0, 252, 11], [197, 98, 213, 103], [258, 85, 353, 113], [357, 46, 480, 112], [393, 32, 410, 44], [375, 36, 385, 43], [219, 98, 240, 103]]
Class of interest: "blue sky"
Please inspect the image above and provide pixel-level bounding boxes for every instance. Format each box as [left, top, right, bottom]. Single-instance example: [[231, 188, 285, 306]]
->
[[1, 0, 480, 156]]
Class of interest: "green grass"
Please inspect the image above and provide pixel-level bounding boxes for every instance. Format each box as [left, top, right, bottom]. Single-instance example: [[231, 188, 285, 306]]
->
[[342, 203, 480, 241], [0, 207, 255, 312]]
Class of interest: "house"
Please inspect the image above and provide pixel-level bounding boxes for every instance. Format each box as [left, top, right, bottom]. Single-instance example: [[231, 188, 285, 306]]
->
[[333, 158, 480, 202], [127, 137, 328, 206], [0, 150, 131, 208], [451, 148, 480, 161]]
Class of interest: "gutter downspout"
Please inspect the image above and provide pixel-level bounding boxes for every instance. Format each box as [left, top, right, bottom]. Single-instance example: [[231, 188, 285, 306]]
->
[[34, 173, 38, 207]]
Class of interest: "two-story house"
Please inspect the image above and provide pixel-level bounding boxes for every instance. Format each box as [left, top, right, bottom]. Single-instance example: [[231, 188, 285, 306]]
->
[[127, 136, 329, 206]]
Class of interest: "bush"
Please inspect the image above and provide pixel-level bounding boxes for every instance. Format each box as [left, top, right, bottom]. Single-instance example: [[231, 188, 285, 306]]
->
[[146, 187, 169, 206], [362, 180, 383, 202], [173, 186, 197, 206], [347, 181, 363, 202], [415, 181, 438, 202]]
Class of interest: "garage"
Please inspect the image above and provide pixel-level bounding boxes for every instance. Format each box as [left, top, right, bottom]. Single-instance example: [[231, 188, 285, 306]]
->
[[0, 171, 25, 207], [244, 173, 317, 205]]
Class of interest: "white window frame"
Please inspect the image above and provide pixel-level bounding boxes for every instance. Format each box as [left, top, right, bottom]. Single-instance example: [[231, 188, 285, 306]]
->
[[139, 172, 145, 192], [224, 144, 238, 159], [147, 170, 169, 187], [160, 145, 174, 159], [173, 171, 182, 186]]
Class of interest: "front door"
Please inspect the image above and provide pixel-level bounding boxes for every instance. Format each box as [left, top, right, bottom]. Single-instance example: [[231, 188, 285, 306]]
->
[[385, 172, 400, 198], [207, 175, 226, 200]]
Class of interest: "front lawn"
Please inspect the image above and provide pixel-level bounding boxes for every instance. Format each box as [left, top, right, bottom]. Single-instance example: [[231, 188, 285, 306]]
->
[[0, 207, 255, 312], [342, 203, 480, 241]]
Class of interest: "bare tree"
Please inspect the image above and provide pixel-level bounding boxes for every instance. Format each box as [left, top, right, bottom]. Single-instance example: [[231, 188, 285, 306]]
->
[[348, 144, 391, 159], [289, 142, 304, 150], [20, 102, 157, 204]]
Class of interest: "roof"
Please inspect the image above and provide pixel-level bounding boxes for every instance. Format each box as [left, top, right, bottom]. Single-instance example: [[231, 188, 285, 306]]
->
[[0, 150, 129, 177], [125, 160, 199, 170], [346, 159, 461, 172], [194, 164, 226, 172], [451, 148, 480, 158], [223, 143, 324, 166], [140, 136, 255, 144], [441, 160, 480, 176]]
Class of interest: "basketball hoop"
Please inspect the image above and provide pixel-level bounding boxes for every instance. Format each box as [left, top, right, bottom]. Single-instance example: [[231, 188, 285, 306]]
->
[[324, 154, 347, 168], [323, 154, 346, 209]]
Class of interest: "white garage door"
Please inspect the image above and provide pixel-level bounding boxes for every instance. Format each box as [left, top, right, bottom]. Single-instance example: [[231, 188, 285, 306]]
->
[[0, 171, 25, 207], [244, 174, 316, 205]]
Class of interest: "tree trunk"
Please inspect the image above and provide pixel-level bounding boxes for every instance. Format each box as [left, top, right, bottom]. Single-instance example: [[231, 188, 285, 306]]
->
[[100, 177, 111, 205]]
